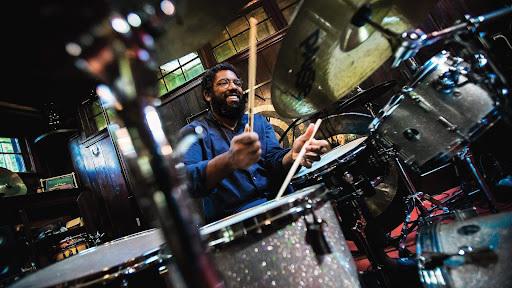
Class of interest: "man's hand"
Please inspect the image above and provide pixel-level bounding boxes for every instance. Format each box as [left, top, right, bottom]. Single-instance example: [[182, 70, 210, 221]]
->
[[290, 123, 330, 168], [228, 127, 261, 170]]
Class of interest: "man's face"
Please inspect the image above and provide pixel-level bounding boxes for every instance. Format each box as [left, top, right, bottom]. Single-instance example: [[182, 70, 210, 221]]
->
[[205, 70, 246, 120]]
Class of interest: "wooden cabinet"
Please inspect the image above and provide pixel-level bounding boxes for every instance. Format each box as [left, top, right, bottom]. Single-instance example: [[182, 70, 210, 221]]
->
[[71, 98, 144, 240]]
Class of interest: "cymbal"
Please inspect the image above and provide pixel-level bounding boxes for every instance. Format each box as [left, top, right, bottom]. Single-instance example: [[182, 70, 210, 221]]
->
[[0, 167, 27, 197], [317, 113, 373, 136], [155, 0, 246, 63], [271, 0, 412, 118], [336, 80, 397, 112], [365, 159, 399, 217]]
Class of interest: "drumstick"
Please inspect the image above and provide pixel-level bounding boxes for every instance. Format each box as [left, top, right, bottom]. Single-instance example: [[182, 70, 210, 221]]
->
[[275, 119, 322, 200], [247, 17, 258, 132]]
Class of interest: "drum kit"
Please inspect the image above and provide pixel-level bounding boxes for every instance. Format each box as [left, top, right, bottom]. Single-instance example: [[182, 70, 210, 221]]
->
[[9, 0, 512, 288]]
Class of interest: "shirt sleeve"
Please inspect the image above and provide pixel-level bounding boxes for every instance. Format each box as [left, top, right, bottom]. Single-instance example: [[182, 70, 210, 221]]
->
[[180, 125, 210, 198]]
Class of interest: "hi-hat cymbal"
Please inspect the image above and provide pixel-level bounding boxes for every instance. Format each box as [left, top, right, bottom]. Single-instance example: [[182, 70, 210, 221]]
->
[[0, 167, 27, 197], [365, 160, 398, 217], [271, 0, 412, 118]]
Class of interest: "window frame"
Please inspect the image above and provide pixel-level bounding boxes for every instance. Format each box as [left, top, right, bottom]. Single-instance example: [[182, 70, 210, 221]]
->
[[210, 3, 277, 63], [0, 137, 32, 173], [157, 52, 206, 97]]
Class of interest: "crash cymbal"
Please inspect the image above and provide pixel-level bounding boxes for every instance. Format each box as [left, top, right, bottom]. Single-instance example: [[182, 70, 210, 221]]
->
[[365, 159, 399, 217], [0, 167, 27, 197], [271, 0, 412, 118]]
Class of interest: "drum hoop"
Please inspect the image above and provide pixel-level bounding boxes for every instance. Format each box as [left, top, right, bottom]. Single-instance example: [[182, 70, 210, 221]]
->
[[410, 51, 449, 87], [69, 232, 168, 287], [200, 184, 328, 247], [22, 229, 169, 287]]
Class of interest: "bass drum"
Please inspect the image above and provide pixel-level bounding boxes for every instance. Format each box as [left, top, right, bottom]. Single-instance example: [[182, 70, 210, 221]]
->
[[10, 229, 172, 288], [417, 211, 512, 288], [200, 184, 361, 288]]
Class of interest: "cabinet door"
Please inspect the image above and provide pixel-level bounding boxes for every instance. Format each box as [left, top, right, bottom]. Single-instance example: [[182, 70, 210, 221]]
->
[[89, 136, 140, 238]]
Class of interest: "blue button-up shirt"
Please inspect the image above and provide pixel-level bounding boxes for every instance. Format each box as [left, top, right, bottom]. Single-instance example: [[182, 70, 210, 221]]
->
[[180, 113, 291, 223]]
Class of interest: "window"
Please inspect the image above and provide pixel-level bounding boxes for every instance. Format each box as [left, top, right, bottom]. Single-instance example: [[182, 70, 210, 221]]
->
[[210, 6, 277, 62], [0, 138, 27, 172], [80, 97, 108, 137], [276, 0, 301, 24], [158, 52, 205, 96]]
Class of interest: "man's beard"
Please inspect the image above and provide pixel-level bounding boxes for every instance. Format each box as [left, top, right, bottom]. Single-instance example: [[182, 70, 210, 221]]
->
[[210, 92, 247, 120]]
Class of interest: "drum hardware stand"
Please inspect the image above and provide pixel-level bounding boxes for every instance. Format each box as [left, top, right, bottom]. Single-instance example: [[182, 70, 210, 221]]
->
[[392, 156, 440, 258], [457, 146, 498, 213], [336, 173, 393, 288], [349, 192, 393, 288]]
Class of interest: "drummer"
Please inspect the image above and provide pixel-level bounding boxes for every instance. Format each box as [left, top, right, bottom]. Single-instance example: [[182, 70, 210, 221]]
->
[[180, 63, 330, 223]]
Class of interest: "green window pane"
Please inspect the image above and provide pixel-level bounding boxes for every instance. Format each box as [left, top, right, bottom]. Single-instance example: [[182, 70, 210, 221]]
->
[[233, 30, 250, 52], [0, 138, 11, 143], [1, 143, 13, 153], [91, 100, 103, 116], [282, 3, 300, 24], [160, 59, 180, 74], [158, 78, 168, 96], [163, 70, 186, 91], [94, 114, 107, 131], [210, 29, 230, 47], [183, 58, 204, 80], [106, 108, 119, 124], [247, 7, 268, 22], [2, 154, 26, 172], [179, 52, 198, 65], [227, 17, 249, 36], [256, 20, 276, 40], [213, 41, 237, 62]]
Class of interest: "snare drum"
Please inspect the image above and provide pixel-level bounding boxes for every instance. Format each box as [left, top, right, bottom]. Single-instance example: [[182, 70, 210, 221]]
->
[[417, 211, 512, 288], [292, 136, 407, 233], [11, 229, 172, 287], [200, 184, 361, 288], [373, 51, 499, 172]]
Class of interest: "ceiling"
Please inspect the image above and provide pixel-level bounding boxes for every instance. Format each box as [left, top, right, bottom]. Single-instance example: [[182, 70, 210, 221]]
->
[[2, 0, 110, 134]]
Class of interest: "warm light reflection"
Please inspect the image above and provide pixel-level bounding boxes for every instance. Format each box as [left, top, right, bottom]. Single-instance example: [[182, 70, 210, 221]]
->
[[115, 127, 137, 158], [127, 13, 142, 27], [96, 84, 123, 110], [65, 42, 82, 56], [144, 106, 173, 155], [160, 0, 175, 16], [111, 16, 131, 34]]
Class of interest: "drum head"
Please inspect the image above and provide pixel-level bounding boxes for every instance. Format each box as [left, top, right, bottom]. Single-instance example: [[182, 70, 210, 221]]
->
[[11, 229, 165, 288], [294, 137, 367, 179], [200, 184, 327, 246]]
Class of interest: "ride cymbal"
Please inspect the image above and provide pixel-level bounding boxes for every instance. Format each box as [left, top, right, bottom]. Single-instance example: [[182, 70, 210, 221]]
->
[[0, 167, 27, 197], [271, 0, 411, 118]]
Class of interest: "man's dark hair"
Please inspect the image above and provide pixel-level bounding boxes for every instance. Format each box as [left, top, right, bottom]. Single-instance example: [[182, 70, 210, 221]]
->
[[201, 62, 241, 97]]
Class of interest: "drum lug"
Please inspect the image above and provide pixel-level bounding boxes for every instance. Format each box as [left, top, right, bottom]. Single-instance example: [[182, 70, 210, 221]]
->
[[304, 208, 332, 263]]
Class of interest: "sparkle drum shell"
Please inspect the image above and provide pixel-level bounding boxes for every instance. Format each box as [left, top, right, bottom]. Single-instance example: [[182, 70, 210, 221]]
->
[[200, 184, 361, 288], [374, 51, 498, 172], [417, 211, 512, 288]]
